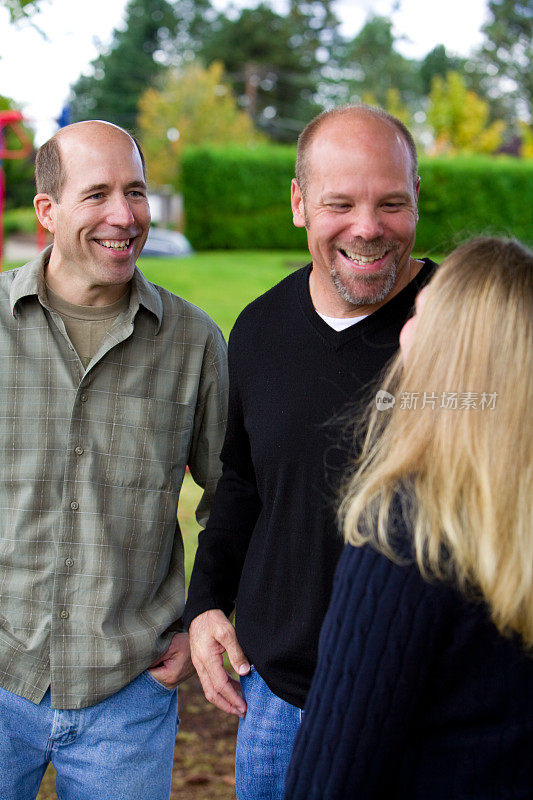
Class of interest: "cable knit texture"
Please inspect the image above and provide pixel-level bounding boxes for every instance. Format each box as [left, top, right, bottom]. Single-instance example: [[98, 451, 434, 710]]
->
[[285, 542, 533, 799]]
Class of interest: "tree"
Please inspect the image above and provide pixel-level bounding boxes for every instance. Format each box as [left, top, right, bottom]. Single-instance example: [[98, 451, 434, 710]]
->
[[1, 0, 40, 22], [137, 61, 264, 188], [426, 72, 505, 154], [199, 3, 323, 142], [480, 0, 533, 122], [286, 0, 344, 69], [340, 15, 422, 111], [69, 0, 211, 132], [420, 45, 465, 96]]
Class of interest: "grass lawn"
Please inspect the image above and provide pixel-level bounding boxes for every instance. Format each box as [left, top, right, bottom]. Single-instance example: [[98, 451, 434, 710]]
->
[[137, 250, 310, 340]]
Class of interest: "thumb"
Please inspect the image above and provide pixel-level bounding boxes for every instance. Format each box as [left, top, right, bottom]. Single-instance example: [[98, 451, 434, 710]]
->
[[226, 636, 250, 676]]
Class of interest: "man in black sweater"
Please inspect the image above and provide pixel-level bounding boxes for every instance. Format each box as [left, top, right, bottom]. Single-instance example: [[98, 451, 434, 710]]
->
[[183, 105, 436, 799]]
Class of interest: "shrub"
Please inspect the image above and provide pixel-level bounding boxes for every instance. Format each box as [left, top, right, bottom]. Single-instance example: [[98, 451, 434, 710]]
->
[[182, 146, 533, 253], [182, 145, 306, 250], [416, 155, 533, 256], [3, 207, 37, 236]]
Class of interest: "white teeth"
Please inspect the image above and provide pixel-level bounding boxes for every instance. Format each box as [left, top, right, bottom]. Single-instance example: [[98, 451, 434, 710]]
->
[[98, 239, 130, 250], [342, 249, 384, 265]]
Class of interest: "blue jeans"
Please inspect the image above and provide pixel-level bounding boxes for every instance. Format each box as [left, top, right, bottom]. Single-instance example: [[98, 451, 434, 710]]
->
[[0, 671, 178, 800], [235, 666, 304, 800]]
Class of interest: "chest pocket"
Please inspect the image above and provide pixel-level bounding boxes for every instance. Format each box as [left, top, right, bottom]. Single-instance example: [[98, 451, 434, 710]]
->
[[93, 394, 194, 491]]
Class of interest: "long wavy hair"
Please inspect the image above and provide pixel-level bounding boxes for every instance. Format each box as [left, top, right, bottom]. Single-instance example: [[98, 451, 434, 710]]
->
[[341, 237, 533, 647]]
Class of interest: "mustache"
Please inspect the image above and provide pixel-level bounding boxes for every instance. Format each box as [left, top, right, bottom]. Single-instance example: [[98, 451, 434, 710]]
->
[[334, 237, 398, 255]]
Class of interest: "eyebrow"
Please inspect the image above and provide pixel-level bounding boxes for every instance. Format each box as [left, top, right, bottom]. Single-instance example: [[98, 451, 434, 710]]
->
[[322, 190, 412, 202], [80, 180, 147, 195]]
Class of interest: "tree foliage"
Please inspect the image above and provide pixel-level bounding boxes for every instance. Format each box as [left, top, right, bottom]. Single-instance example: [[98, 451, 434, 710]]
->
[[480, 0, 533, 121], [69, 0, 185, 132], [427, 72, 505, 155], [138, 61, 263, 187], [198, 3, 325, 141], [420, 45, 465, 96], [1, 0, 40, 22], [62, 0, 528, 157], [340, 16, 422, 109]]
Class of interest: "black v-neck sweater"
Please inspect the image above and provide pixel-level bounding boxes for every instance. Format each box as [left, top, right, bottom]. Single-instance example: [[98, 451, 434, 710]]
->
[[184, 260, 436, 708]]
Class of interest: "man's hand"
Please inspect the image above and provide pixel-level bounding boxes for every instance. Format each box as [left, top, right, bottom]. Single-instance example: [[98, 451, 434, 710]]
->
[[148, 632, 196, 689], [189, 609, 250, 718]]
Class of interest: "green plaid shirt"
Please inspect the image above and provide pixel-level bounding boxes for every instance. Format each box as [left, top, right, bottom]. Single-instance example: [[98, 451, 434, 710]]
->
[[0, 248, 228, 709]]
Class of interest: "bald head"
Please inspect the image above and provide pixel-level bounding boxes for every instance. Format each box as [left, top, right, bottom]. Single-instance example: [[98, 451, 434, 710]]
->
[[35, 121, 146, 202], [295, 104, 418, 201]]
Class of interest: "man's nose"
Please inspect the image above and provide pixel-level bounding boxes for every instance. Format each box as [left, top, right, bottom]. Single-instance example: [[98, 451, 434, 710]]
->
[[348, 207, 384, 240], [106, 194, 135, 226]]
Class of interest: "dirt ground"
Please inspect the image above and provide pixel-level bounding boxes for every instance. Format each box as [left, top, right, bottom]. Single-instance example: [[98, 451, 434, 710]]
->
[[37, 675, 238, 800], [171, 674, 238, 799]]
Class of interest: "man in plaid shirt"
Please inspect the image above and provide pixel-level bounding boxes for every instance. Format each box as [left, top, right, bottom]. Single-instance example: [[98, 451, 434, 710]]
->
[[0, 121, 228, 799]]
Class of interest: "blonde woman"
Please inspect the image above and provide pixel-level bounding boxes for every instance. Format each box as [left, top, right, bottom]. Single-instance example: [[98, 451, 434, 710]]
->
[[285, 237, 533, 800]]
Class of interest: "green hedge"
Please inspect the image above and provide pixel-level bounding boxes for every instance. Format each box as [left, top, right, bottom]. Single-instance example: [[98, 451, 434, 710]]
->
[[417, 156, 533, 255], [182, 145, 307, 250], [182, 146, 533, 253]]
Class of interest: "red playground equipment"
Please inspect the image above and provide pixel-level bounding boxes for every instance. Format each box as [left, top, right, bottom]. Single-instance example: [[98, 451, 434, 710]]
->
[[0, 110, 33, 271]]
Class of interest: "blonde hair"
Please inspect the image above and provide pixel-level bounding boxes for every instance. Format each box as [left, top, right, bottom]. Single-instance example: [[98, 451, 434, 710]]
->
[[341, 237, 533, 646]]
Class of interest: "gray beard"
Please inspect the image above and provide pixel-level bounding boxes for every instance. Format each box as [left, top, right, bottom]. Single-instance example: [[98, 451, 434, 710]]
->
[[329, 259, 398, 307]]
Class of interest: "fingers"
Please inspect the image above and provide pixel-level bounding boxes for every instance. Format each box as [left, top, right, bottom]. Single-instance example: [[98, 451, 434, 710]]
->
[[148, 632, 196, 688], [194, 658, 246, 717], [189, 610, 249, 717]]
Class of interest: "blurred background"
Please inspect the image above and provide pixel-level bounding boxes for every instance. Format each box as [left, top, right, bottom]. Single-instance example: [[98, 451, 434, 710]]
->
[[1, 1, 532, 797], [1, 0, 532, 260]]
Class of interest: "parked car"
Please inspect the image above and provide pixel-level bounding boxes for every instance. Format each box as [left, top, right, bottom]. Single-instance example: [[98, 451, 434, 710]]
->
[[141, 227, 194, 257]]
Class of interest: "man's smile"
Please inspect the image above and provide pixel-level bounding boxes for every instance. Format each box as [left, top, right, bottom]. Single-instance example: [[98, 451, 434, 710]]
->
[[95, 238, 132, 251]]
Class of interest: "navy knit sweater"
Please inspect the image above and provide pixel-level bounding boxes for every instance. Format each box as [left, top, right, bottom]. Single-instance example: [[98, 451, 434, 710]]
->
[[184, 260, 435, 708], [285, 542, 533, 799]]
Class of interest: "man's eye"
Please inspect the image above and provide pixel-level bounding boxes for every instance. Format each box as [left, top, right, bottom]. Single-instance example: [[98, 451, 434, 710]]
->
[[88, 193, 104, 200]]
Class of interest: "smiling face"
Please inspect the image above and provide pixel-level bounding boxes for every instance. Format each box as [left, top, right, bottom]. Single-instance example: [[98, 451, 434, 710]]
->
[[291, 111, 420, 317], [34, 122, 150, 306]]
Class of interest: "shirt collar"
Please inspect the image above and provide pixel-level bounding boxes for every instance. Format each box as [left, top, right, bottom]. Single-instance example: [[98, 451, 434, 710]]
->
[[9, 246, 51, 312], [130, 265, 163, 333], [10, 246, 163, 334]]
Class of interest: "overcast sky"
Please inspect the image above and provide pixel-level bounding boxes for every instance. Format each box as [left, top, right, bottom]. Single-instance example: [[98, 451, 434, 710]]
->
[[0, 0, 490, 144]]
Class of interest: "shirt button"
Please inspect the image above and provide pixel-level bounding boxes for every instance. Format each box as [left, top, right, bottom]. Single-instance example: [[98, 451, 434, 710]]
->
[[74, 446, 84, 456], [80, 394, 88, 403], [70, 500, 79, 511], [65, 557, 74, 567], [59, 610, 69, 619]]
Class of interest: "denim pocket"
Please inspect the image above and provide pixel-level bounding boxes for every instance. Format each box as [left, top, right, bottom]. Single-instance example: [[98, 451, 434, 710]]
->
[[142, 669, 177, 694]]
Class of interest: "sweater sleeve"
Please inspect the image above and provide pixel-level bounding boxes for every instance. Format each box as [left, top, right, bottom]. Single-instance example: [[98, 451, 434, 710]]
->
[[183, 324, 262, 627], [284, 543, 455, 800]]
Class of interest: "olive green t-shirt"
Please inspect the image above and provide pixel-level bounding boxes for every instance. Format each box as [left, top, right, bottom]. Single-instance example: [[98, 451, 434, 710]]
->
[[45, 284, 130, 368]]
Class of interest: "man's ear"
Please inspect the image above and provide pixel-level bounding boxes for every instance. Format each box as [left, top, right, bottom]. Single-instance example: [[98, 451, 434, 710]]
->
[[290, 179, 306, 229], [33, 194, 56, 234]]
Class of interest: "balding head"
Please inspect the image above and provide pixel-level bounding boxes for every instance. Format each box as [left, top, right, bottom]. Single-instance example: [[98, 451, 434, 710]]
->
[[35, 121, 146, 202], [295, 104, 418, 201]]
